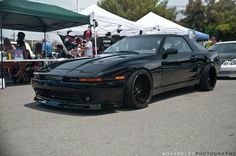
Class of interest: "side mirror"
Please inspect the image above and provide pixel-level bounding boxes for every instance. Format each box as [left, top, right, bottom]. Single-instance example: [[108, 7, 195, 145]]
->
[[162, 48, 178, 59]]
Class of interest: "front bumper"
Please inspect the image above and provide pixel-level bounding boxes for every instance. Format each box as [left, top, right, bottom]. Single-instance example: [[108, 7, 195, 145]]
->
[[218, 65, 236, 77], [32, 79, 125, 110]]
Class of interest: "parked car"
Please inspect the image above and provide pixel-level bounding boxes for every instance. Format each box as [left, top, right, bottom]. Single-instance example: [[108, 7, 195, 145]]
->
[[209, 41, 236, 77], [32, 34, 221, 110]]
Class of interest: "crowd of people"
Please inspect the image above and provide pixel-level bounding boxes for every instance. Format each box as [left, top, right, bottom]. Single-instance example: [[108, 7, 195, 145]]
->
[[2, 28, 115, 84], [3, 32, 39, 83], [61, 27, 114, 58]]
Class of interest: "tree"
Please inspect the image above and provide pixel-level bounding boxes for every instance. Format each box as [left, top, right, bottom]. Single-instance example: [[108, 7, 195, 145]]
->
[[181, 0, 236, 41], [180, 0, 207, 32], [97, 0, 177, 21], [204, 0, 236, 40]]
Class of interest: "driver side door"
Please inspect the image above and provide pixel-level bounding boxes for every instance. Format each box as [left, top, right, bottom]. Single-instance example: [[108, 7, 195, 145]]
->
[[160, 36, 198, 87]]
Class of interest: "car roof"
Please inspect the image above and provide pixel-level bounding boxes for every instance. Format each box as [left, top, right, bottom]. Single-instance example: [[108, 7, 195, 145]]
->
[[132, 34, 187, 37], [215, 41, 236, 45], [127, 34, 188, 39]]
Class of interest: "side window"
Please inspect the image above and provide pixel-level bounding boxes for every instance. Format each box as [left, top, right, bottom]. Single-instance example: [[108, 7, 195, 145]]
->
[[163, 37, 193, 53]]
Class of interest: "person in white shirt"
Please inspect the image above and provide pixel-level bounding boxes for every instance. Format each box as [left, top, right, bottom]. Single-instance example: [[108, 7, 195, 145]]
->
[[82, 37, 93, 57]]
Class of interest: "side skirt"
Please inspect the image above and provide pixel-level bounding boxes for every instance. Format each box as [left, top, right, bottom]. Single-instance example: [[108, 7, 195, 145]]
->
[[153, 80, 199, 95]]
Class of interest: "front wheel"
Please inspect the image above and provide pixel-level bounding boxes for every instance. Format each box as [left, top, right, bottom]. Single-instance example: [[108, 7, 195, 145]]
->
[[123, 70, 153, 109], [195, 64, 217, 91]]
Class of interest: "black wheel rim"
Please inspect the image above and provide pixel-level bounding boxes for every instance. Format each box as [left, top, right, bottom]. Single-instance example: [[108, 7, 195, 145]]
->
[[133, 74, 151, 104], [208, 69, 216, 87]]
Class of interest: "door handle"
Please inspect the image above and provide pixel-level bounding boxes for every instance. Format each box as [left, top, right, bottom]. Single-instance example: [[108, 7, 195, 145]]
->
[[190, 55, 197, 62]]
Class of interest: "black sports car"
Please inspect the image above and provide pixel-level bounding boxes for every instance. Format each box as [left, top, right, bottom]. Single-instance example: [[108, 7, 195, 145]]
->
[[32, 34, 221, 109]]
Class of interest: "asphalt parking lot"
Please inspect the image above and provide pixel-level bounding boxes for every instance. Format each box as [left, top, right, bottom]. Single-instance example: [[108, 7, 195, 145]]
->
[[0, 79, 236, 156]]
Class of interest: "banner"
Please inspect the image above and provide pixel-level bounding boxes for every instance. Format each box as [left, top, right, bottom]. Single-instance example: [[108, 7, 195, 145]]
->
[[14, 48, 24, 61]]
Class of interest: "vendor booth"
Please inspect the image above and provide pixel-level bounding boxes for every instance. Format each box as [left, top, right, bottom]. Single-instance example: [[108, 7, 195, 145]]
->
[[78, 4, 142, 36], [136, 12, 209, 41], [136, 12, 189, 35], [0, 0, 90, 89]]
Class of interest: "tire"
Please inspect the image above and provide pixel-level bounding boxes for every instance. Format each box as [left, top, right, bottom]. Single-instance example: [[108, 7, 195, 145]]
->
[[196, 64, 217, 91], [123, 69, 153, 109]]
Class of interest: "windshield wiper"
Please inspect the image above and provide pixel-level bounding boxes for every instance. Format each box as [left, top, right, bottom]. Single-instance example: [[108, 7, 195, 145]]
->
[[115, 51, 139, 54]]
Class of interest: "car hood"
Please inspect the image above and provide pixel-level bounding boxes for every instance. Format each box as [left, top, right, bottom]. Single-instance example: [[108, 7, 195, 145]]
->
[[218, 52, 236, 63], [39, 53, 144, 77]]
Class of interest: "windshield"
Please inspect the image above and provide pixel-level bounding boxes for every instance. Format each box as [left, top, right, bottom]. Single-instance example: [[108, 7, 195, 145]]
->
[[192, 41, 208, 51], [209, 43, 236, 53], [104, 35, 164, 54]]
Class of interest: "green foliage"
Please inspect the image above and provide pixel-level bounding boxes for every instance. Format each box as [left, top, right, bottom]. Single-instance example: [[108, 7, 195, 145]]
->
[[97, 0, 177, 21], [180, 0, 207, 32], [182, 0, 236, 41], [215, 24, 230, 33]]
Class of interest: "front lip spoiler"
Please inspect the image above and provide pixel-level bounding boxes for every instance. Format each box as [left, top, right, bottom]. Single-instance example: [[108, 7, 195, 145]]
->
[[34, 96, 113, 110]]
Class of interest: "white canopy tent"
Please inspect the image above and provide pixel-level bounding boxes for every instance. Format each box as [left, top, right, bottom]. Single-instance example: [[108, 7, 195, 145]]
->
[[136, 12, 190, 35], [69, 4, 143, 55], [76, 4, 142, 36]]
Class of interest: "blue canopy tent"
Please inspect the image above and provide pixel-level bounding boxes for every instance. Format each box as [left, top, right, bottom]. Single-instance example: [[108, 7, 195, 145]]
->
[[195, 31, 209, 41]]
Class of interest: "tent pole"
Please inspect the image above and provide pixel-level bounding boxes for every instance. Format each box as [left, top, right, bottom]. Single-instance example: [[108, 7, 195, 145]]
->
[[93, 20, 97, 56], [94, 26, 97, 56], [0, 13, 4, 89]]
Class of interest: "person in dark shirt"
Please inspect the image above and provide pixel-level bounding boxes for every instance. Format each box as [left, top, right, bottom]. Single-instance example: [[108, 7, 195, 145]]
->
[[56, 44, 67, 58], [34, 42, 42, 58], [100, 32, 113, 52], [16, 32, 25, 47]]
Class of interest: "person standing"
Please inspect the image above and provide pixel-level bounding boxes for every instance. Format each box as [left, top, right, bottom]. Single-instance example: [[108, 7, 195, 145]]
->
[[34, 42, 42, 59], [56, 44, 67, 58], [3, 38, 16, 82], [15, 32, 30, 83], [81, 37, 93, 57], [3, 38, 15, 60], [42, 39, 52, 58], [100, 32, 113, 52], [205, 36, 218, 49], [83, 25, 92, 39], [83, 37, 93, 56]]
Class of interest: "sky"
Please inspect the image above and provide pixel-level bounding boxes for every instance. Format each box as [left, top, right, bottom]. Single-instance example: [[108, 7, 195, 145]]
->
[[3, 0, 189, 41], [29, 0, 189, 12]]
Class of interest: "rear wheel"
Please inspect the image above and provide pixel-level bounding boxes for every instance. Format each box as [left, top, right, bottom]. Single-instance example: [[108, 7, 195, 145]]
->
[[195, 64, 217, 91], [123, 70, 153, 109]]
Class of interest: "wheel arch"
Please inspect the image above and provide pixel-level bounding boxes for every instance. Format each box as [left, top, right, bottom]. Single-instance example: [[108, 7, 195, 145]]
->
[[126, 67, 153, 83], [208, 64, 217, 77], [122, 67, 153, 108], [199, 62, 215, 75]]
